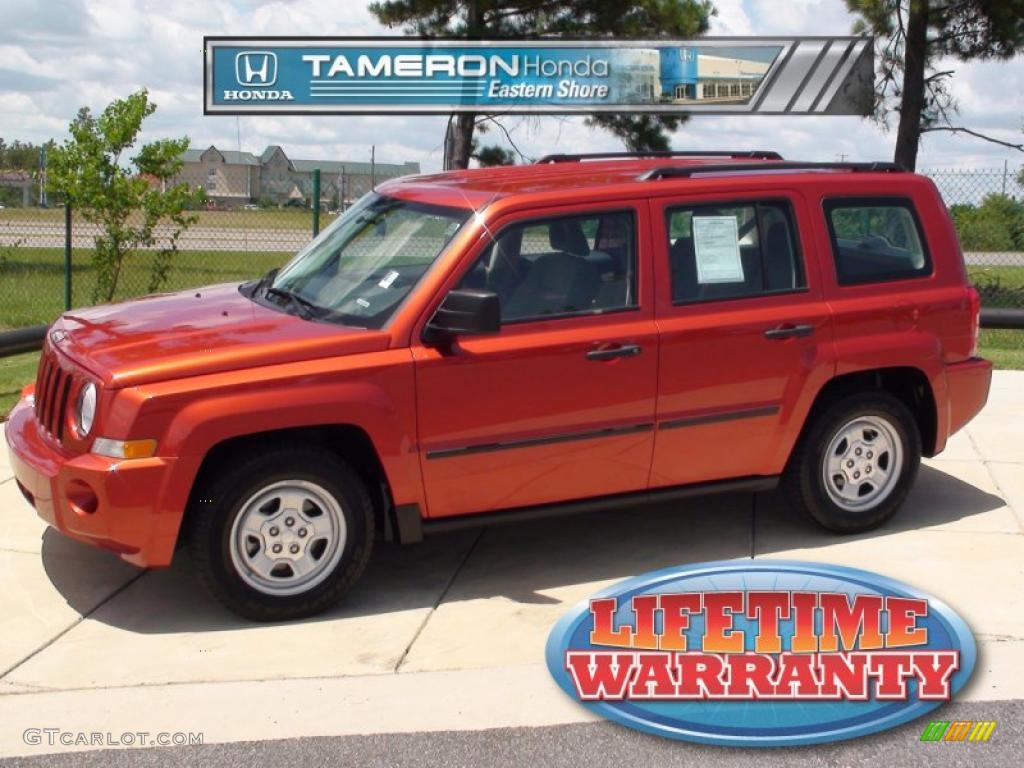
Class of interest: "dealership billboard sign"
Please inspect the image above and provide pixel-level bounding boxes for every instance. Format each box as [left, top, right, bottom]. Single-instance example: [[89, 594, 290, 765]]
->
[[204, 38, 874, 116]]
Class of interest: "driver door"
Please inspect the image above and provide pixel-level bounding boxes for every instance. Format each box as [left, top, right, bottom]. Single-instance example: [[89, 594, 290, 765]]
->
[[412, 202, 658, 519]]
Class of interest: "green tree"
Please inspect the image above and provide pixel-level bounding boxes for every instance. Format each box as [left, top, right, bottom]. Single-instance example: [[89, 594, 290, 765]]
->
[[472, 143, 517, 166], [846, 0, 1024, 170], [949, 195, 1024, 251], [369, 0, 714, 168], [46, 90, 200, 302], [0, 138, 55, 172], [0, 138, 59, 207]]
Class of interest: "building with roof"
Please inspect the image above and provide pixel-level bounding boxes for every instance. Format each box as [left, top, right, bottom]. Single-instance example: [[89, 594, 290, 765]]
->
[[175, 145, 421, 208], [659, 48, 771, 102], [0, 170, 35, 207]]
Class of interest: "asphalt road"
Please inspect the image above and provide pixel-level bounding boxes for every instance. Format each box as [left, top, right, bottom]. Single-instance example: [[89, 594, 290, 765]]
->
[[0, 221, 307, 252], [4, 699, 1020, 768]]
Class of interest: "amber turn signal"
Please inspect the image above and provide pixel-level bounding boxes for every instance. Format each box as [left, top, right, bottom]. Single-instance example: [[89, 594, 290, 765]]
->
[[92, 437, 158, 460]]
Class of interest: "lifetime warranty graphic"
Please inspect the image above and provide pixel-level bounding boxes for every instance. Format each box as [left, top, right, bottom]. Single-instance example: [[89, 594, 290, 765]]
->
[[545, 560, 976, 747], [204, 38, 874, 115]]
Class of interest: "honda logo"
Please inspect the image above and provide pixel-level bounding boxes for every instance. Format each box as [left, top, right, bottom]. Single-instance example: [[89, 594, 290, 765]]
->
[[235, 51, 277, 87]]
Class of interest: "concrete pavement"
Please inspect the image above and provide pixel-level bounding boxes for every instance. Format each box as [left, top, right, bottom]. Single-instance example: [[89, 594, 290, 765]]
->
[[0, 372, 1022, 759]]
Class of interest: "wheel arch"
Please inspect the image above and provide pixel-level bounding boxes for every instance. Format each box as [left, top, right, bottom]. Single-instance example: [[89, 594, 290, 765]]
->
[[795, 366, 938, 461], [181, 424, 399, 548]]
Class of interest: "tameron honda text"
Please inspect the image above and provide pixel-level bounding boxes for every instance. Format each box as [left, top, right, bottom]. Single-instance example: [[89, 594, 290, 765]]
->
[[546, 560, 975, 746], [204, 38, 876, 115]]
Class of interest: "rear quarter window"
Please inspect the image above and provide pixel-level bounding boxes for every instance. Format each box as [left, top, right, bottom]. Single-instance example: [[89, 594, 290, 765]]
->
[[824, 197, 932, 285]]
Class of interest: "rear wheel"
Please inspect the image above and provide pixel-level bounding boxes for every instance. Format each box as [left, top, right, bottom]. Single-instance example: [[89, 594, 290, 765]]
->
[[785, 393, 920, 533], [189, 448, 374, 621]]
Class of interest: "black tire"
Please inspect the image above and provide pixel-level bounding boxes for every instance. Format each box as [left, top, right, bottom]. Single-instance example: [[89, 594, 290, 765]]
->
[[784, 392, 921, 534], [188, 447, 374, 621]]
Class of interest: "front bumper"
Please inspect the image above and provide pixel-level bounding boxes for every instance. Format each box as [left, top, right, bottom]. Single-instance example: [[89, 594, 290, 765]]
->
[[4, 396, 180, 567]]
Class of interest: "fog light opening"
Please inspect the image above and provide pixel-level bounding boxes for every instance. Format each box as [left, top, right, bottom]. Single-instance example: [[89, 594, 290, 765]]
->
[[66, 480, 99, 516]]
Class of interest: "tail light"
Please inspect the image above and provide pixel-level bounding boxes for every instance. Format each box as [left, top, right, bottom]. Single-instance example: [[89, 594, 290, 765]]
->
[[967, 286, 981, 358]]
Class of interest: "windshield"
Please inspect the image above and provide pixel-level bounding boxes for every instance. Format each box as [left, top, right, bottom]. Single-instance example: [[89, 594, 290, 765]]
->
[[260, 193, 472, 329]]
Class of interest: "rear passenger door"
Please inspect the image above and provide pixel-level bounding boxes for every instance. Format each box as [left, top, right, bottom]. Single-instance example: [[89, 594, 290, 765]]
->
[[649, 192, 835, 488]]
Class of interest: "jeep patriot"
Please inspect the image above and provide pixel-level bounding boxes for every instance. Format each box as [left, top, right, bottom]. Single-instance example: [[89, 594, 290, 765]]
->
[[5, 151, 992, 620]]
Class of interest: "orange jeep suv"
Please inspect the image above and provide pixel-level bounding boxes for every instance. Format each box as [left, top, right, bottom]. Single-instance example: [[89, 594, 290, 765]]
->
[[5, 152, 992, 620]]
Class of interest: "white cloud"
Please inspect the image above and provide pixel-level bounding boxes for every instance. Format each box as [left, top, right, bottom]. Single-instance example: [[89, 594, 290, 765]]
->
[[708, 0, 754, 35], [0, 0, 1019, 173], [747, 0, 855, 35]]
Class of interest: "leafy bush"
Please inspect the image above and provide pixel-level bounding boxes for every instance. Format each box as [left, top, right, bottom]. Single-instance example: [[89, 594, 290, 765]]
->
[[950, 194, 1024, 251], [46, 90, 202, 302]]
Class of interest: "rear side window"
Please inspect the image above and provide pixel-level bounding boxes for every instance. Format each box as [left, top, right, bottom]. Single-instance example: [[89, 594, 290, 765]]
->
[[824, 198, 931, 285], [665, 200, 805, 304]]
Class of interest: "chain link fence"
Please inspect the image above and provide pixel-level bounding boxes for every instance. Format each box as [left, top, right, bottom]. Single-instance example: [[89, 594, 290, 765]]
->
[[925, 167, 1024, 311], [1, 167, 1023, 332], [0, 206, 337, 331]]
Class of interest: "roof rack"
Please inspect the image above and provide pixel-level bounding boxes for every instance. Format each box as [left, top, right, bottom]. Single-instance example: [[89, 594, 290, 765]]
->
[[639, 161, 905, 181], [535, 150, 783, 164]]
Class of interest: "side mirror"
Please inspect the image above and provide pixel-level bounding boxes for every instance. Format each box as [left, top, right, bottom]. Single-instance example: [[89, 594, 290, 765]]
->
[[424, 289, 501, 344]]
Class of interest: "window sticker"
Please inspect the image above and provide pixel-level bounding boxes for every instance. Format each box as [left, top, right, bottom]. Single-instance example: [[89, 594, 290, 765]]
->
[[378, 269, 400, 289], [692, 215, 744, 283]]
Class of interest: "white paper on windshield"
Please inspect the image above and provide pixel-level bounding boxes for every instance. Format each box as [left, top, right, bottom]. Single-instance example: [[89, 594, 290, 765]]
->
[[378, 269, 400, 289], [693, 216, 744, 283]]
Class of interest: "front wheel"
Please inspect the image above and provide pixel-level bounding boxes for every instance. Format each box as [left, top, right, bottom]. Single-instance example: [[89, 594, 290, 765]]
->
[[189, 448, 374, 621], [784, 393, 921, 533]]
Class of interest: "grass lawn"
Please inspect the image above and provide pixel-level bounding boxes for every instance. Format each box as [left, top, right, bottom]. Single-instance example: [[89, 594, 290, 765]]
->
[[1, 247, 287, 329], [966, 266, 1024, 368], [967, 265, 1024, 308], [978, 329, 1024, 370], [0, 207, 336, 231], [0, 351, 37, 417]]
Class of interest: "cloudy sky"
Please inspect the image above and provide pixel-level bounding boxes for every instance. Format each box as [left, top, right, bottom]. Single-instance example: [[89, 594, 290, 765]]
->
[[0, 0, 1021, 173]]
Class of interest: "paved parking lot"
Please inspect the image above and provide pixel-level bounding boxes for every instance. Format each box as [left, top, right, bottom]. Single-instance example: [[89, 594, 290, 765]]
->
[[0, 372, 1022, 758]]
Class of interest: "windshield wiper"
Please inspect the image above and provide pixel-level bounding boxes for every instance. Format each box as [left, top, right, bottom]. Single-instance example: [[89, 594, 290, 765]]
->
[[257, 268, 278, 291], [265, 285, 322, 320], [252, 267, 317, 318], [242, 267, 277, 299]]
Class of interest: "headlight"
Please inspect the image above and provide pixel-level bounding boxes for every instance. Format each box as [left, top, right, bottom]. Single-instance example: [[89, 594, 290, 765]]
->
[[76, 382, 97, 437]]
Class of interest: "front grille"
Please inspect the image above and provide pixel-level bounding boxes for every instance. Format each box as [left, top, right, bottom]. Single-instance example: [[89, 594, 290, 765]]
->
[[34, 347, 74, 442]]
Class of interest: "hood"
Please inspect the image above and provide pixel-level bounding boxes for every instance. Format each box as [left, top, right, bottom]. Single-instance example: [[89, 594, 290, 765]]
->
[[50, 283, 390, 388]]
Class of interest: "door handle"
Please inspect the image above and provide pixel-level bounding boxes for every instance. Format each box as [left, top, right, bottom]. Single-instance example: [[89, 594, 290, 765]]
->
[[763, 323, 815, 340], [586, 344, 642, 361]]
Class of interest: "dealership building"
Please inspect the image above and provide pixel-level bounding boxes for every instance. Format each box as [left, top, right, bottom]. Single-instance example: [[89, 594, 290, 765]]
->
[[175, 145, 421, 208], [659, 48, 771, 101]]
